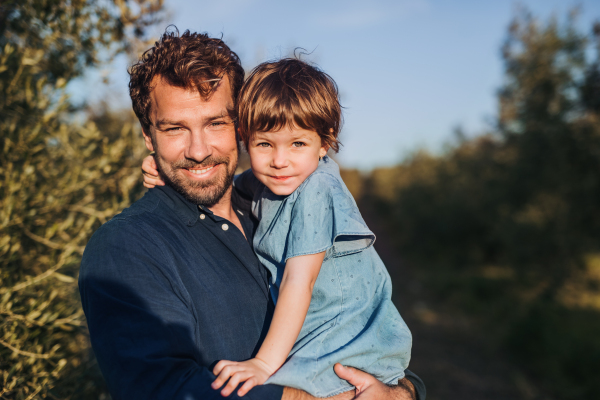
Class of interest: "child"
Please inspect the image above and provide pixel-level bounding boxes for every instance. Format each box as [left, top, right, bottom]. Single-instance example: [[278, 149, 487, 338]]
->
[[142, 58, 411, 398]]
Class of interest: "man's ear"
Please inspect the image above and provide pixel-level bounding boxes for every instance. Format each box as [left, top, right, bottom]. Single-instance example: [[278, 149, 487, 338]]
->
[[142, 128, 154, 152]]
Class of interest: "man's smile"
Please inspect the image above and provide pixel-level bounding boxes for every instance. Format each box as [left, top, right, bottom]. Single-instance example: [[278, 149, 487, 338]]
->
[[186, 164, 218, 176]]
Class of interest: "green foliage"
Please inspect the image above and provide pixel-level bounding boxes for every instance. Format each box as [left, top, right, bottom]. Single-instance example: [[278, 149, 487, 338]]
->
[[358, 11, 600, 399], [0, 1, 162, 398]]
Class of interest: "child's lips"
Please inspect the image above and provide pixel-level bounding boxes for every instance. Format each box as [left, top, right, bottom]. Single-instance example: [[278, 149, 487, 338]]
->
[[269, 175, 292, 181]]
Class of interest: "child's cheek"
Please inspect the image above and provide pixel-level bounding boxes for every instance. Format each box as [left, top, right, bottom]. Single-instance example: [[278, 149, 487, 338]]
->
[[248, 154, 270, 185]]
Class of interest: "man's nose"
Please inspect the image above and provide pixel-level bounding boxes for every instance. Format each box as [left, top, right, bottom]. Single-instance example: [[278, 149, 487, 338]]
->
[[271, 148, 289, 169], [185, 131, 210, 162]]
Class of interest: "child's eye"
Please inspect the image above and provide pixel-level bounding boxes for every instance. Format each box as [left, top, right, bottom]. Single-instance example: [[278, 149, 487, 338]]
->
[[256, 142, 271, 147], [292, 142, 306, 147]]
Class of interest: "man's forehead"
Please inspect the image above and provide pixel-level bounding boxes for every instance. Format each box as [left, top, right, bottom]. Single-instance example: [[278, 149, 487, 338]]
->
[[148, 75, 234, 118], [150, 75, 232, 100]]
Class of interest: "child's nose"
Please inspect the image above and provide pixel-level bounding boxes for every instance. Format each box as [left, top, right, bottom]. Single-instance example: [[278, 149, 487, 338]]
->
[[271, 148, 289, 169]]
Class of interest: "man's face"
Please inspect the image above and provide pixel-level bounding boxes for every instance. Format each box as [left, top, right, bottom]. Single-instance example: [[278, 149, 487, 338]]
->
[[143, 75, 238, 207]]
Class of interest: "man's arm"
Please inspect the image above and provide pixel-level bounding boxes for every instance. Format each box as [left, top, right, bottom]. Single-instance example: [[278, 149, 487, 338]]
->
[[282, 365, 423, 400], [79, 221, 282, 400], [403, 369, 426, 400]]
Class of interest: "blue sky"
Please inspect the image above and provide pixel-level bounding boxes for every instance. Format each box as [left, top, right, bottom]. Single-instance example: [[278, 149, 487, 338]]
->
[[72, 0, 600, 170]]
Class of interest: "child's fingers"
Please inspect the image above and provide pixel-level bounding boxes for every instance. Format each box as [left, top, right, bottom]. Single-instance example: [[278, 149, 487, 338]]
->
[[220, 371, 248, 397], [213, 360, 225, 376], [143, 181, 162, 189], [142, 171, 165, 188], [211, 361, 235, 389], [142, 155, 159, 175], [237, 377, 259, 397]]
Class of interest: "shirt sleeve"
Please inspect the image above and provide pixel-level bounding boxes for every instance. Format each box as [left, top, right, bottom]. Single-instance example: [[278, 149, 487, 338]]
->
[[404, 369, 426, 400], [79, 219, 283, 400], [233, 168, 264, 200], [285, 172, 375, 261]]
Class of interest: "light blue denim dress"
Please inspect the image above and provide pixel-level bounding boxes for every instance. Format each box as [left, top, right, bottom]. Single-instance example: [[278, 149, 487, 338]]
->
[[234, 156, 411, 397]]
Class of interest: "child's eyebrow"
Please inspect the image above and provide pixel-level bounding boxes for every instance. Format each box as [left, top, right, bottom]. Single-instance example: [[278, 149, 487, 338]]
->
[[289, 133, 317, 141]]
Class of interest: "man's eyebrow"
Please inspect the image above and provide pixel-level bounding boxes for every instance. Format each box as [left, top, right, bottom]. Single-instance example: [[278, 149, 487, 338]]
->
[[207, 108, 237, 122], [154, 119, 185, 128], [153, 107, 236, 128]]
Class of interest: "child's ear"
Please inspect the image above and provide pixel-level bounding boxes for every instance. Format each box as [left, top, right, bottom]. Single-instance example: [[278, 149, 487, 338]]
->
[[319, 145, 329, 158]]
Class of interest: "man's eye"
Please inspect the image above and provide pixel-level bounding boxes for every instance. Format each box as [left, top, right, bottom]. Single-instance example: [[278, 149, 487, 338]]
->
[[166, 127, 183, 132], [292, 142, 306, 147]]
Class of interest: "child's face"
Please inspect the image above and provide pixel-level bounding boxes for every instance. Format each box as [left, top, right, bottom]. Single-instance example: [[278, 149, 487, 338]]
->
[[248, 126, 328, 196]]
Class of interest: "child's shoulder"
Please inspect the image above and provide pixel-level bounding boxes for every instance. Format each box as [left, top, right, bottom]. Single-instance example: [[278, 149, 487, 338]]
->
[[299, 156, 344, 190], [294, 157, 352, 204]]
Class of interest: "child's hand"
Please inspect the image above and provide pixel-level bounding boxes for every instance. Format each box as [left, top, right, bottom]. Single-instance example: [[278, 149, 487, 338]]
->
[[141, 154, 165, 188], [211, 358, 274, 397]]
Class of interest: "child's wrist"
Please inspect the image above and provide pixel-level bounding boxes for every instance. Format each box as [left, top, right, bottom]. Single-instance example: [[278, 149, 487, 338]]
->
[[254, 355, 279, 375]]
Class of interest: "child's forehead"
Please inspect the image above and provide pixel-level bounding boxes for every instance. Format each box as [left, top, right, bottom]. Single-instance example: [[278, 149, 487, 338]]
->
[[253, 126, 319, 139]]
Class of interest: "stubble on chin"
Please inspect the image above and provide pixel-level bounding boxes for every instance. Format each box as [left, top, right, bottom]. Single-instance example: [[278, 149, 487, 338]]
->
[[156, 156, 237, 207]]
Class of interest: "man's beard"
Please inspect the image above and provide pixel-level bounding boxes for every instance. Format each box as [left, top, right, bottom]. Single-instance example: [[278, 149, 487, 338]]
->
[[155, 155, 237, 207]]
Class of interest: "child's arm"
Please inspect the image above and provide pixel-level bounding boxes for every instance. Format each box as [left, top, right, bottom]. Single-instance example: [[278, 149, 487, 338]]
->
[[141, 155, 165, 188], [211, 251, 326, 397]]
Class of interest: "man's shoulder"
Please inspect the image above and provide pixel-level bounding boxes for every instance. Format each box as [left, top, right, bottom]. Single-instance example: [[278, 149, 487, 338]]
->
[[111, 190, 163, 223], [84, 191, 165, 253], [80, 190, 177, 284]]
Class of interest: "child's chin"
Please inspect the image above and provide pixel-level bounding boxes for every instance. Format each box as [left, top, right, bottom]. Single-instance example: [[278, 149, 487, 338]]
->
[[268, 185, 297, 196]]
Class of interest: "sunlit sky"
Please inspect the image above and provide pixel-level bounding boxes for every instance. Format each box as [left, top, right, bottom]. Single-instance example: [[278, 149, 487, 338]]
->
[[72, 0, 600, 170]]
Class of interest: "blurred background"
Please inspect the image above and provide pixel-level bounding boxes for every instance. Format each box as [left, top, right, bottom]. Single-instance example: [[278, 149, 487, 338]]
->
[[1, 0, 600, 399]]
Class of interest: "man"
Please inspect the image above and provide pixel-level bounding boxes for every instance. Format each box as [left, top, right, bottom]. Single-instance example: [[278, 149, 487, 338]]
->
[[79, 29, 425, 400]]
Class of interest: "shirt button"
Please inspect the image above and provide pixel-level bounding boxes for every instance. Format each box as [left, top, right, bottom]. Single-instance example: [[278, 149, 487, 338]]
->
[[199, 214, 206, 220], [222, 223, 229, 231]]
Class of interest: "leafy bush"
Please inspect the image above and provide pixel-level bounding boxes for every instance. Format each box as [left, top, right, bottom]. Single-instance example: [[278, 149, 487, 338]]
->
[[0, 1, 162, 398]]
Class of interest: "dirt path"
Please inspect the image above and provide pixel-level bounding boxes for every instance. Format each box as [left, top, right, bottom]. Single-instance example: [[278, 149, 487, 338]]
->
[[363, 212, 542, 400]]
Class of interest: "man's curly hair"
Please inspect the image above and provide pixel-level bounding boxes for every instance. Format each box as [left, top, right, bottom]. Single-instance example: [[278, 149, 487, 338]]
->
[[129, 28, 245, 133]]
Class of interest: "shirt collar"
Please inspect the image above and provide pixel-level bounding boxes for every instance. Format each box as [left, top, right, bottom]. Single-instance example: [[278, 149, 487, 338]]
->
[[152, 185, 201, 227], [151, 185, 248, 227]]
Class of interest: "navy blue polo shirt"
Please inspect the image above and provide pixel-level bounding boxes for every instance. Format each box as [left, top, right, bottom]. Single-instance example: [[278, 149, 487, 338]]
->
[[79, 185, 284, 400]]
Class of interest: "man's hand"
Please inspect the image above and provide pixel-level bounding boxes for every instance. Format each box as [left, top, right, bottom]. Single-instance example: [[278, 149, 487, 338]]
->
[[211, 358, 274, 397], [334, 364, 416, 400], [282, 364, 416, 400]]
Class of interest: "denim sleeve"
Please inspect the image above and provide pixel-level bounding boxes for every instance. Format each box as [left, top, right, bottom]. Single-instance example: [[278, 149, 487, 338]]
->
[[286, 173, 375, 261], [79, 220, 283, 400]]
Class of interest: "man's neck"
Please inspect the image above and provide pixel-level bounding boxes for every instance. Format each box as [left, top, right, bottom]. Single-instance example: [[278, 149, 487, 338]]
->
[[207, 185, 246, 239]]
